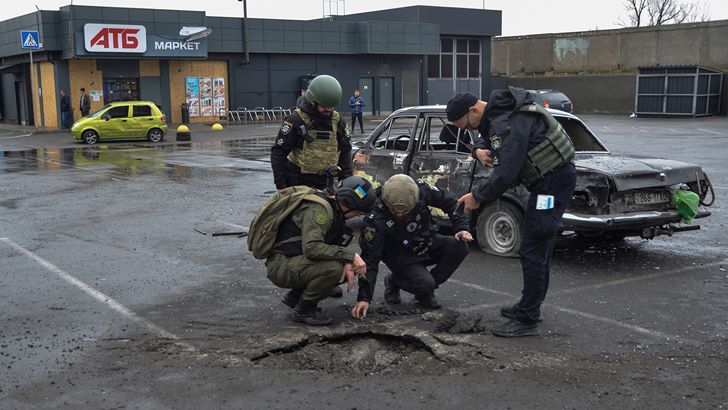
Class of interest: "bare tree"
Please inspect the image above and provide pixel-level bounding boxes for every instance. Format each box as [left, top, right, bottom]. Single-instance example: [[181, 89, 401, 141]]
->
[[619, 0, 711, 27]]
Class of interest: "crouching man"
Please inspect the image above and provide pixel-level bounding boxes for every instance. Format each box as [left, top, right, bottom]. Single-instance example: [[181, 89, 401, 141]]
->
[[351, 174, 473, 319], [248, 176, 376, 326]]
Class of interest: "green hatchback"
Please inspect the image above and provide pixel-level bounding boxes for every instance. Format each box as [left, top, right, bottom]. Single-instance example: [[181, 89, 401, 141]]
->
[[71, 101, 168, 144]]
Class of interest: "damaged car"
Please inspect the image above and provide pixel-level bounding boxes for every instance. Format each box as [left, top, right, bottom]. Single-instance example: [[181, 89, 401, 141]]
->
[[352, 106, 714, 256]]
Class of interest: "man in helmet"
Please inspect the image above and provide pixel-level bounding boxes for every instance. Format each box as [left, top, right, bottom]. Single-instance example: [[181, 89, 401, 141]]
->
[[351, 174, 473, 320], [266, 176, 376, 326], [271, 74, 352, 192]]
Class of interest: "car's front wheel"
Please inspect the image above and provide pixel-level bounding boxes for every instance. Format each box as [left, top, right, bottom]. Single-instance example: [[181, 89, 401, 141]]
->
[[147, 128, 164, 142], [476, 200, 523, 257], [82, 130, 99, 145]]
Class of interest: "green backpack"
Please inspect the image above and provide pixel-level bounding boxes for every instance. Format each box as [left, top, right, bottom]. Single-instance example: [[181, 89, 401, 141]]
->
[[247, 186, 333, 259]]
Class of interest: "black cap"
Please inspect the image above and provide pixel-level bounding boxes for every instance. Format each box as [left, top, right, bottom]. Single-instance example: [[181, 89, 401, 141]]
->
[[446, 93, 478, 121]]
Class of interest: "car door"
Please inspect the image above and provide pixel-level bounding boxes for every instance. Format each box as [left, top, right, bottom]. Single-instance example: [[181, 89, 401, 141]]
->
[[352, 114, 420, 188], [96, 105, 130, 139], [128, 104, 154, 138], [407, 113, 475, 198]]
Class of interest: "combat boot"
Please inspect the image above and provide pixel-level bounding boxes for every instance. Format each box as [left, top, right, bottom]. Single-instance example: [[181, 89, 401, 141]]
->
[[500, 304, 542, 322], [415, 293, 441, 309], [491, 319, 539, 338], [291, 299, 333, 326], [282, 289, 303, 308], [383, 274, 401, 304]]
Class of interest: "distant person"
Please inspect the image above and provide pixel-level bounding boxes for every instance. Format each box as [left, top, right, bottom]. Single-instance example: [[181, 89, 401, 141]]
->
[[295, 89, 306, 108], [79, 87, 91, 117], [348, 89, 365, 134], [59, 89, 72, 129]]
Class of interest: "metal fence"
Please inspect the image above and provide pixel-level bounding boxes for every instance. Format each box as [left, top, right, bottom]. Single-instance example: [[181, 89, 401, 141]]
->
[[635, 65, 723, 117]]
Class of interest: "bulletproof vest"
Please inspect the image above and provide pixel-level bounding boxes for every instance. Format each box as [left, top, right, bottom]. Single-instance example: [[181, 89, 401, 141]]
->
[[286, 108, 340, 175], [377, 201, 437, 255], [517, 104, 575, 187], [274, 195, 348, 256]]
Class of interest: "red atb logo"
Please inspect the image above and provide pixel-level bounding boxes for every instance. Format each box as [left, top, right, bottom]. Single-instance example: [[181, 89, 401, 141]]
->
[[84, 24, 147, 53]]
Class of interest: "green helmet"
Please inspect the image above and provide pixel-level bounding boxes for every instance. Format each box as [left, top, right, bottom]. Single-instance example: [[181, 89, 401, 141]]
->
[[382, 174, 420, 214], [305, 75, 342, 108]]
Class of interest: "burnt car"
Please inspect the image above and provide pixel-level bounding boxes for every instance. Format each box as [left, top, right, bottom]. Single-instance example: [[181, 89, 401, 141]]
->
[[352, 106, 714, 256]]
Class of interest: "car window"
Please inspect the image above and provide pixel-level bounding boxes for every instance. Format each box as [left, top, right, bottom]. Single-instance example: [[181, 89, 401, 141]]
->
[[371, 115, 418, 151], [91, 104, 111, 117], [106, 106, 129, 119], [555, 116, 607, 152], [132, 105, 152, 117], [419, 115, 473, 154]]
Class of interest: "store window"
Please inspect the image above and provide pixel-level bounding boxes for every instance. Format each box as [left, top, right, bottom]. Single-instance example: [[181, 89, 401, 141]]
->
[[427, 38, 480, 79], [103, 78, 140, 104]]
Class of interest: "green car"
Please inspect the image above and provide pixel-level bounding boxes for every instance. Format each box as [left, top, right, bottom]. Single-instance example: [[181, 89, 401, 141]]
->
[[72, 101, 168, 144]]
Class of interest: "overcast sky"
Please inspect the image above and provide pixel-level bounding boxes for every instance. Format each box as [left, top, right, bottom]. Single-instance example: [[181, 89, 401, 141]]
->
[[4, 0, 728, 36]]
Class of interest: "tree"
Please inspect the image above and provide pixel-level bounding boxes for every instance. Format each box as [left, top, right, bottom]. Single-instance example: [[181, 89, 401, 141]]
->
[[618, 0, 710, 27]]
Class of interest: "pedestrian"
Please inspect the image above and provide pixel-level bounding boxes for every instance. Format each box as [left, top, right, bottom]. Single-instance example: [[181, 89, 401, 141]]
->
[[351, 174, 472, 320], [295, 88, 306, 108], [348, 89, 365, 134], [271, 74, 353, 298], [446, 87, 576, 338], [59, 89, 72, 129], [79, 87, 91, 117], [251, 176, 376, 326]]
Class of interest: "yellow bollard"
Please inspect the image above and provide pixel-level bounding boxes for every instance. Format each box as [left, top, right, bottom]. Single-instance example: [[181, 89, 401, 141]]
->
[[176, 124, 191, 141], [211, 123, 223, 131]]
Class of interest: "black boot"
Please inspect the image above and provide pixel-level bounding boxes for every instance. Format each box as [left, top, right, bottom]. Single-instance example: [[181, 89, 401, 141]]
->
[[491, 319, 539, 338], [384, 274, 401, 305], [291, 299, 333, 326], [415, 293, 441, 309], [500, 304, 542, 322], [329, 285, 343, 298], [282, 289, 303, 308]]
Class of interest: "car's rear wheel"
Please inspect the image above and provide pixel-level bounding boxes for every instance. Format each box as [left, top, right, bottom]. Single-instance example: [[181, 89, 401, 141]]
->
[[82, 130, 99, 145], [147, 128, 164, 142], [476, 200, 523, 257]]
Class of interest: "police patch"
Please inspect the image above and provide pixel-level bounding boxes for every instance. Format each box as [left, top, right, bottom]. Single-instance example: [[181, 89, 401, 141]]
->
[[490, 134, 501, 150], [386, 220, 395, 228], [364, 226, 376, 241], [314, 211, 328, 225], [280, 122, 292, 135]]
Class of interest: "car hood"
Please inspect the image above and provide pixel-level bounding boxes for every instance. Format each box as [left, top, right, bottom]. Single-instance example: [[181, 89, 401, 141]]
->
[[574, 153, 705, 191]]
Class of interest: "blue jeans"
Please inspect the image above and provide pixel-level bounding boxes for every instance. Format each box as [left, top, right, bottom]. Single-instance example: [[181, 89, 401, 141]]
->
[[61, 111, 72, 128]]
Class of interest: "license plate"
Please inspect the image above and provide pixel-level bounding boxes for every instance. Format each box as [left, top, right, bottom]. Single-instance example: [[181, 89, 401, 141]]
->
[[632, 191, 670, 204]]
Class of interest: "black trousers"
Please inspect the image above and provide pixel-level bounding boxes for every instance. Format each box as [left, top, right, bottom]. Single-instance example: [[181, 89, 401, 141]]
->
[[386, 235, 469, 298], [351, 112, 364, 133], [514, 163, 576, 324]]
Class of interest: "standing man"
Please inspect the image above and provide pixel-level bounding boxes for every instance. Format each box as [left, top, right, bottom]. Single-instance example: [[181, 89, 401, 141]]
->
[[295, 89, 306, 108], [348, 89, 365, 134], [351, 174, 472, 320], [59, 89, 72, 129], [79, 87, 91, 117], [271, 74, 353, 298], [259, 176, 376, 325], [446, 87, 576, 338]]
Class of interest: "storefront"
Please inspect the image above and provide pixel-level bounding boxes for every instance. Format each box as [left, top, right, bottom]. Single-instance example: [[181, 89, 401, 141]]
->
[[0, 5, 500, 128]]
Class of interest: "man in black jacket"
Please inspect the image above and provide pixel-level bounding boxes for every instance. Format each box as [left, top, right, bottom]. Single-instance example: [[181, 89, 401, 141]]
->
[[351, 174, 473, 319], [447, 87, 576, 338], [59, 89, 72, 129]]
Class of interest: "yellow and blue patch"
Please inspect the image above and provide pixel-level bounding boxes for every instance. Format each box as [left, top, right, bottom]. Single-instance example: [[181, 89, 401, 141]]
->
[[354, 185, 367, 199]]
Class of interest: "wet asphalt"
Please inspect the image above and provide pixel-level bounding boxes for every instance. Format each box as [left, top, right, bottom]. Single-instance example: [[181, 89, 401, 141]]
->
[[0, 115, 727, 409]]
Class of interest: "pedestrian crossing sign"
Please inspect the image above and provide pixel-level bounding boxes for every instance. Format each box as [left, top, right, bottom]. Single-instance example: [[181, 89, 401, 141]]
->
[[21, 31, 41, 49]]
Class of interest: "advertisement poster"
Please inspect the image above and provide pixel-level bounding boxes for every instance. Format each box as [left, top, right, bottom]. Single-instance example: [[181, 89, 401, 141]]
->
[[185, 77, 200, 117], [199, 77, 213, 117], [212, 77, 226, 117]]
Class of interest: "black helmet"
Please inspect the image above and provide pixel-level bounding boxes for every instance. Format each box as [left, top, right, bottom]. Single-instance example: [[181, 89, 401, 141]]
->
[[335, 176, 376, 213]]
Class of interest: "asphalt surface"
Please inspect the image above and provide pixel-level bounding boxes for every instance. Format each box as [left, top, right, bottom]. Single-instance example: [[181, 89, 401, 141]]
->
[[1, 115, 727, 409]]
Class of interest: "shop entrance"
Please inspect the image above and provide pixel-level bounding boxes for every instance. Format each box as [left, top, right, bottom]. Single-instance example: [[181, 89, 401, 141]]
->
[[103, 78, 140, 104]]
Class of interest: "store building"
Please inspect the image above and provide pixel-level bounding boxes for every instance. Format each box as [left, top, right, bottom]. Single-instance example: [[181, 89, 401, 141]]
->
[[0, 5, 501, 128]]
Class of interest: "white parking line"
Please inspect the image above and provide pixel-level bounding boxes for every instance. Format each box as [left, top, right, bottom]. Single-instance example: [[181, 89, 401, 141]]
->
[[697, 128, 724, 136], [448, 279, 514, 297], [0, 133, 32, 140], [1, 237, 195, 350]]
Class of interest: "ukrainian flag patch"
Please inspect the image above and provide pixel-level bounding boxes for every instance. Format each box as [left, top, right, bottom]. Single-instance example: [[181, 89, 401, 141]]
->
[[354, 185, 367, 198]]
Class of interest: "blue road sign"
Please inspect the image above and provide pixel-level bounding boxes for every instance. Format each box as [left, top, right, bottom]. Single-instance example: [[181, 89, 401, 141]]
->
[[21, 31, 41, 49]]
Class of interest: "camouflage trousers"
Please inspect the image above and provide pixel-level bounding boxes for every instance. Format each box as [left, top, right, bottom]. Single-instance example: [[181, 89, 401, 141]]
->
[[266, 253, 343, 302]]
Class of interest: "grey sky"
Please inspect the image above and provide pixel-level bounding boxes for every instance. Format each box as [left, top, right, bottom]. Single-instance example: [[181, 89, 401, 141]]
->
[[4, 0, 728, 36]]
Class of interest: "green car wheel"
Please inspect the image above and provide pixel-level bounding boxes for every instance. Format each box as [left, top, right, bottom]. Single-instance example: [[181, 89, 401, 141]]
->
[[82, 130, 99, 145], [147, 128, 164, 142]]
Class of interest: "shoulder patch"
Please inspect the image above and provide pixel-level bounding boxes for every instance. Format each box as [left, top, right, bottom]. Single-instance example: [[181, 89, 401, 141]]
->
[[314, 211, 328, 225], [280, 122, 292, 135], [490, 134, 501, 150], [364, 226, 376, 241]]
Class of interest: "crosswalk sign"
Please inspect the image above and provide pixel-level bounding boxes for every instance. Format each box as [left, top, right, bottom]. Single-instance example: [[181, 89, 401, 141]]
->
[[21, 31, 41, 49]]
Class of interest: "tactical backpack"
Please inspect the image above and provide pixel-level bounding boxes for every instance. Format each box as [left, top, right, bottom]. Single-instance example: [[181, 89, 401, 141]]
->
[[247, 186, 333, 259]]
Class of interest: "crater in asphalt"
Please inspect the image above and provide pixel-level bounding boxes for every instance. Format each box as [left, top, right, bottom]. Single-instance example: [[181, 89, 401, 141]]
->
[[251, 331, 452, 376]]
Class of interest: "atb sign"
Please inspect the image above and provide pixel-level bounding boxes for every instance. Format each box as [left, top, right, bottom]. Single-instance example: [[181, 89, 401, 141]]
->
[[84, 23, 147, 53], [20, 31, 41, 49]]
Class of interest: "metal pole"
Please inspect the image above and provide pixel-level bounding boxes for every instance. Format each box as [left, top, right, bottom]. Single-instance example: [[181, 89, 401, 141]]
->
[[30, 49, 37, 128], [242, 0, 250, 65]]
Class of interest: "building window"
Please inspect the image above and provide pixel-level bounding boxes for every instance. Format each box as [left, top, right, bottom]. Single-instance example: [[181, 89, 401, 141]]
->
[[428, 38, 480, 79]]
